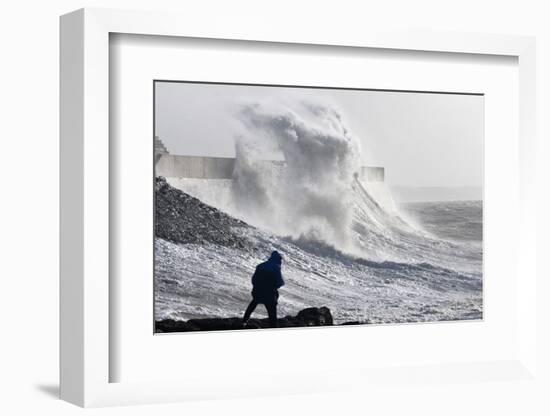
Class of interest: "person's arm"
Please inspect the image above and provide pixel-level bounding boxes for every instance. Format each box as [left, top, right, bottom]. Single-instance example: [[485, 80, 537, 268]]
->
[[251, 267, 260, 286], [275, 269, 284, 289]]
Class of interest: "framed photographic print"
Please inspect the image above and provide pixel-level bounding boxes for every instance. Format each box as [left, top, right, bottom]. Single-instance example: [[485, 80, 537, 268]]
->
[[152, 80, 484, 333], [60, 8, 538, 407]]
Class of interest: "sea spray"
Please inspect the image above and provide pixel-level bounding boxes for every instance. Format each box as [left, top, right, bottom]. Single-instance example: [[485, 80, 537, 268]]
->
[[231, 138, 275, 228], [232, 100, 361, 253]]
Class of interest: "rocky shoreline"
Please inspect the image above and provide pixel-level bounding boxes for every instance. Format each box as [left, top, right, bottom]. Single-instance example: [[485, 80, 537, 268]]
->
[[155, 306, 365, 333], [155, 176, 249, 247]]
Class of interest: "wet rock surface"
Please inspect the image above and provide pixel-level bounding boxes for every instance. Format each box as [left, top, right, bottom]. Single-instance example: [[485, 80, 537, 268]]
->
[[155, 176, 249, 247], [155, 306, 336, 332]]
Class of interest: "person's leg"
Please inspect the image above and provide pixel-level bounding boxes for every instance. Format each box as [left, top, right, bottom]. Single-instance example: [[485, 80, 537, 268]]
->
[[265, 302, 278, 328], [242, 300, 258, 324]]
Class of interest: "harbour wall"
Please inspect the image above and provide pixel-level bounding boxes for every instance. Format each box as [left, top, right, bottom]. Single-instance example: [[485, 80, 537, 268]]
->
[[156, 154, 384, 182]]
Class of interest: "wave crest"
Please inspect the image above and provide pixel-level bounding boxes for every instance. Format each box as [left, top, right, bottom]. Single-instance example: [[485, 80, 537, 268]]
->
[[232, 100, 361, 252]]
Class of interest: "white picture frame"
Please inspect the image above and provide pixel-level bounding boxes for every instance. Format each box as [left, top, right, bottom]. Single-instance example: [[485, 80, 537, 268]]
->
[[60, 7, 537, 407]]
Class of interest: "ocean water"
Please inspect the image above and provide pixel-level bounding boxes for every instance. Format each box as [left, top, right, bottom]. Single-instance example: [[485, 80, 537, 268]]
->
[[403, 200, 483, 243], [154, 183, 483, 325]]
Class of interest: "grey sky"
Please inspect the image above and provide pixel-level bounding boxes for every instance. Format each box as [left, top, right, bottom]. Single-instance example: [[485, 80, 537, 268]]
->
[[155, 82, 483, 188]]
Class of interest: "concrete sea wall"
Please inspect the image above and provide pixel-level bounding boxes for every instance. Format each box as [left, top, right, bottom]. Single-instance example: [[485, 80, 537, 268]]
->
[[156, 154, 384, 182], [156, 155, 236, 179], [360, 166, 384, 182]]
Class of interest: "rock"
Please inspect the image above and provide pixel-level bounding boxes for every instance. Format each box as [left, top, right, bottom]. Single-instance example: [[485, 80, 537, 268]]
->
[[341, 319, 371, 325], [155, 176, 249, 247], [154, 319, 200, 332], [295, 307, 333, 326], [155, 307, 335, 333]]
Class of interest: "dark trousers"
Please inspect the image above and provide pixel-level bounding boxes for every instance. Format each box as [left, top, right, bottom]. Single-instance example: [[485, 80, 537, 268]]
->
[[243, 300, 278, 327]]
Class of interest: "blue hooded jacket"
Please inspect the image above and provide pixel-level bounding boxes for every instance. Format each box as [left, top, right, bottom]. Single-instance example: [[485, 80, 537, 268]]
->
[[251, 251, 284, 303]]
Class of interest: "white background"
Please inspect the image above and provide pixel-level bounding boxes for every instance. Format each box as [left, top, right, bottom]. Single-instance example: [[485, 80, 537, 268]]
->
[[1, 1, 549, 415]]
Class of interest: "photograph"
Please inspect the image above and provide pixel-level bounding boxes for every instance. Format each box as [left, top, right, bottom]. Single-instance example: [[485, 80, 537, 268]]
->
[[153, 81, 483, 333]]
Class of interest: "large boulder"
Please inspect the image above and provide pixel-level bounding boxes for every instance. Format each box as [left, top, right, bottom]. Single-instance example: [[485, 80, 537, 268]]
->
[[296, 307, 333, 326]]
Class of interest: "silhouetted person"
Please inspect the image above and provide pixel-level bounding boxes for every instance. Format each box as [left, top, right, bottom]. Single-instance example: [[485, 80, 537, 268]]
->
[[242, 251, 285, 328]]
